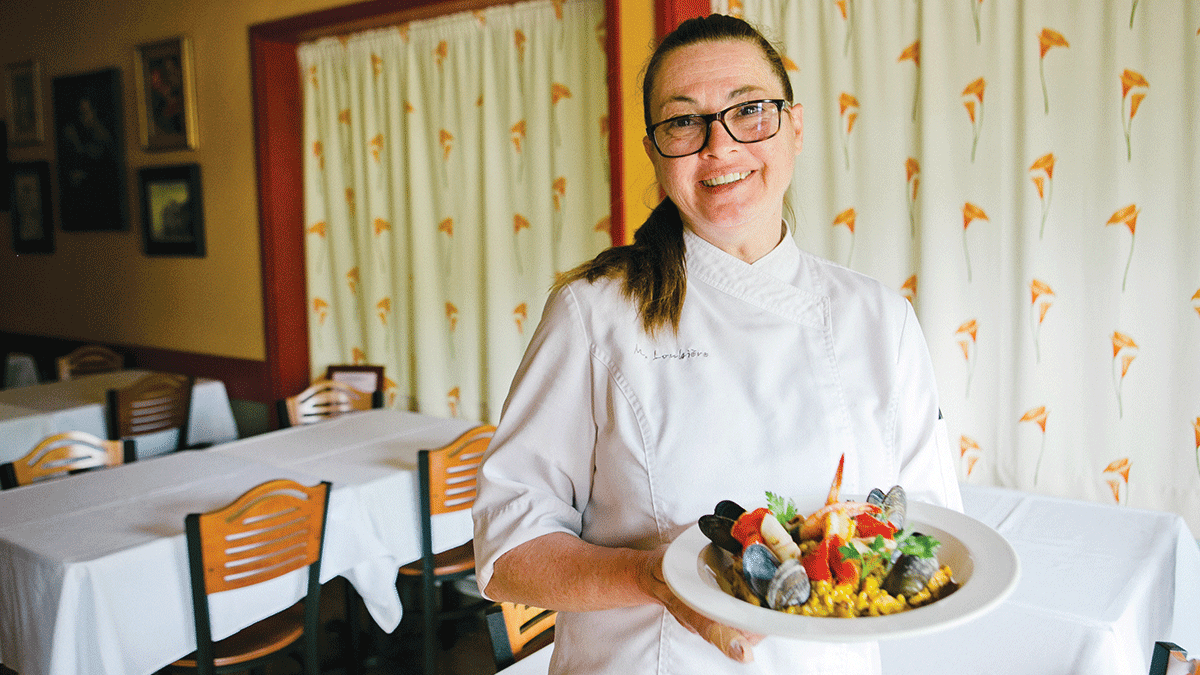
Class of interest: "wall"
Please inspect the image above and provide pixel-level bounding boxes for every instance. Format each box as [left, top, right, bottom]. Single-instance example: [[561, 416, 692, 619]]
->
[[0, 0, 655, 362]]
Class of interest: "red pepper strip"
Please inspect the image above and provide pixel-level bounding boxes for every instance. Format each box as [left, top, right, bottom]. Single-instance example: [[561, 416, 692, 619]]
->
[[854, 513, 897, 539], [731, 507, 770, 547], [801, 536, 833, 582], [829, 534, 860, 588]]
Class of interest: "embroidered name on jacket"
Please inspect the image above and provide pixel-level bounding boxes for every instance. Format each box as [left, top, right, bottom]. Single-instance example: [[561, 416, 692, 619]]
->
[[634, 345, 709, 361]]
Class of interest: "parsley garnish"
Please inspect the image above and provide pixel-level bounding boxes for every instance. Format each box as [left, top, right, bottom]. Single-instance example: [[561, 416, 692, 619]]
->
[[765, 491, 798, 526], [893, 528, 940, 559], [838, 535, 889, 578]]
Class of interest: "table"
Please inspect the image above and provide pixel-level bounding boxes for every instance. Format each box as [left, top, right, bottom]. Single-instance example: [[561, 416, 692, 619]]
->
[[485, 485, 1200, 675], [0, 408, 478, 675], [880, 484, 1200, 675], [0, 370, 238, 462]]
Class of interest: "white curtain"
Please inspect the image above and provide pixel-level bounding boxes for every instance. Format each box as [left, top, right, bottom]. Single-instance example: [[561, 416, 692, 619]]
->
[[299, 0, 611, 423], [719, 0, 1200, 532]]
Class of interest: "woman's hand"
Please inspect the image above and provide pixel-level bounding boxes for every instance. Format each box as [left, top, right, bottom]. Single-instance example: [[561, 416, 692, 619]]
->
[[637, 547, 764, 663]]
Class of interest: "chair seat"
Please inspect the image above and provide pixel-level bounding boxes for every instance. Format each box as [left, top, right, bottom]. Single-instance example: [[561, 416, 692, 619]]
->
[[398, 541, 475, 577], [172, 602, 304, 668]]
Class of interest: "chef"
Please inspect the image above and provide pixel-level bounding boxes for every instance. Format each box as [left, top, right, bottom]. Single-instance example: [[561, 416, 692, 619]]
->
[[472, 14, 961, 675]]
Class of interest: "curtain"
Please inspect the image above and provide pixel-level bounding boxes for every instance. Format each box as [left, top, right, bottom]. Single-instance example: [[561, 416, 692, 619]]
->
[[299, 0, 611, 424], [717, 0, 1200, 532]]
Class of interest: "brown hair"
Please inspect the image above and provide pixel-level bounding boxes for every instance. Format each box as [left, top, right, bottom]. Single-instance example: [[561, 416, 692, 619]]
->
[[556, 15, 793, 336]]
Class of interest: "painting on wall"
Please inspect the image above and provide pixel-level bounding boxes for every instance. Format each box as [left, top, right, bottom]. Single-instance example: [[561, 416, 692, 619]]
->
[[4, 60, 45, 147], [10, 161, 54, 254], [134, 36, 198, 151], [138, 163, 204, 256], [52, 68, 126, 231]]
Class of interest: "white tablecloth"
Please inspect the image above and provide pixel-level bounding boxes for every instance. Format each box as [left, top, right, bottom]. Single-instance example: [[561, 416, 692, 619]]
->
[[881, 484, 1200, 674], [0, 370, 238, 462], [487, 485, 1200, 675], [0, 408, 479, 675]]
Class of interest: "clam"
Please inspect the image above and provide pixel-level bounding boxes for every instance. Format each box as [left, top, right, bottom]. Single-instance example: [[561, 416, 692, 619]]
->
[[765, 557, 811, 610]]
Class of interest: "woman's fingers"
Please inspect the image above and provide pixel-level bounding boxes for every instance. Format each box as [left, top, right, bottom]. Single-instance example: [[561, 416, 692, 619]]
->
[[644, 547, 763, 662]]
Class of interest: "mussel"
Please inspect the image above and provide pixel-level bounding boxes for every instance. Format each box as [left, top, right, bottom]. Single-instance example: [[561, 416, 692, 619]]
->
[[882, 550, 938, 597], [866, 484, 907, 531], [699, 514, 742, 555]]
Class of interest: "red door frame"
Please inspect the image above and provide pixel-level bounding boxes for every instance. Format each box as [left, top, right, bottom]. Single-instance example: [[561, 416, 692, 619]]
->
[[249, 0, 629, 406]]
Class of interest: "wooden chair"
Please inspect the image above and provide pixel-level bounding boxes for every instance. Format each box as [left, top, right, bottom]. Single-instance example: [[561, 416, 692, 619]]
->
[[56, 344, 123, 380], [1150, 641, 1193, 675], [276, 378, 382, 428], [171, 478, 331, 675], [485, 602, 556, 670], [0, 431, 135, 489], [105, 372, 196, 453], [395, 424, 495, 675]]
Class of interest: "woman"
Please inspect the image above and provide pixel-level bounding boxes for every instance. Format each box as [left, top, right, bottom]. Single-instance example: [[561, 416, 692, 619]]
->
[[472, 14, 961, 674]]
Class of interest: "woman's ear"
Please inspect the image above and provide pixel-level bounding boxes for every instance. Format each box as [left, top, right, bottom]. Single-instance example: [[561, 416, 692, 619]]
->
[[790, 103, 804, 155]]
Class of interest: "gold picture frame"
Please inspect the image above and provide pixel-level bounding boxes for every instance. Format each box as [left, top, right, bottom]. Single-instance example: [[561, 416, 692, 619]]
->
[[133, 36, 198, 151], [4, 60, 45, 146]]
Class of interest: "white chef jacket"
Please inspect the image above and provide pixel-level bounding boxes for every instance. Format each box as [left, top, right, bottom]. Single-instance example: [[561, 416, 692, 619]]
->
[[473, 228, 962, 675]]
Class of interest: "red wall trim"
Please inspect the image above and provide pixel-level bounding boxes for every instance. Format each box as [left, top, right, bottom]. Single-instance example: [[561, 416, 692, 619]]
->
[[605, 0, 625, 246], [656, 0, 711, 38], [0, 332, 270, 401], [249, 30, 309, 404]]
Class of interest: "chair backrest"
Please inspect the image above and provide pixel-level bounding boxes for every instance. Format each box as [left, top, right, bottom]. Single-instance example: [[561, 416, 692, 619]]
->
[[1149, 641, 1193, 675], [56, 345, 123, 380], [277, 378, 381, 428], [184, 479, 331, 672], [0, 431, 135, 489], [105, 372, 195, 450], [419, 424, 495, 519], [486, 601, 556, 670]]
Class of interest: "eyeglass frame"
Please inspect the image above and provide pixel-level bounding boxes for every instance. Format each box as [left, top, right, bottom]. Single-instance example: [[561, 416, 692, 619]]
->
[[646, 99, 792, 158]]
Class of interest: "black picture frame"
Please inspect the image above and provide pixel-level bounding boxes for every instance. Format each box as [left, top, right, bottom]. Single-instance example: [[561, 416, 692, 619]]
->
[[134, 36, 198, 152], [10, 161, 54, 254], [52, 68, 126, 231], [5, 60, 45, 147], [138, 163, 204, 256]]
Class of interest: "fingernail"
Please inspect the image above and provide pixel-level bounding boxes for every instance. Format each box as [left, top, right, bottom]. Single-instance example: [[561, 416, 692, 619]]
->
[[729, 638, 747, 662]]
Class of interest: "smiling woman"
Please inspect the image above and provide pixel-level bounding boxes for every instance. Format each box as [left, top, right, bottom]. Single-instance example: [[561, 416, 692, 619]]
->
[[473, 14, 960, 675]]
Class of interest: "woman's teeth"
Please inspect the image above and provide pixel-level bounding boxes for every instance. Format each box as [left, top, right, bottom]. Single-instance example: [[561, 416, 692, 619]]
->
[[702, 171, 751, 187]]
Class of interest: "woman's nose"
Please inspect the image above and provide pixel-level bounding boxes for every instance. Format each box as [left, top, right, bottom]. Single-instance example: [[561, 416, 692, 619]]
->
[[701, 118, 739, 155]]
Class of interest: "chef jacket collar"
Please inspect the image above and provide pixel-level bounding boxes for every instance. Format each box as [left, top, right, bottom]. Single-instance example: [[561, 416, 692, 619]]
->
[[683, 225, 828, 329]]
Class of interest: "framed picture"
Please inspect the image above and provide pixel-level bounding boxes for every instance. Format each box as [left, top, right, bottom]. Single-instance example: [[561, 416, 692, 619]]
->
[[4, 60, 45, 146], [52, 68, 126, 231], [326, 365, 385, 394], [9, 161, 53, 253], [138, 163, 204, 256], [134, 36, 198, 152]]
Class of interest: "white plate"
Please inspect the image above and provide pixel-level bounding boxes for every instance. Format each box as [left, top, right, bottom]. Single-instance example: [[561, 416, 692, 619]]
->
[[662, 500, 1020, 642]]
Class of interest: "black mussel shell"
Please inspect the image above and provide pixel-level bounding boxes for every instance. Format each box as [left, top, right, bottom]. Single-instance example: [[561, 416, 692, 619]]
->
[[741, 541, 780, 600], [713, 499, 746, 521], [883, 553, 939, 597], [866, 487, 887, 506], [699, 514, 742, 555]]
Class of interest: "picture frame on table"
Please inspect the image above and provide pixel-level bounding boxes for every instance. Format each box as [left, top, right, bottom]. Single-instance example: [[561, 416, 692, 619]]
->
[[4, 60, 45, 147], [134, 36, 198, 152], [137, 163, 204, 256], [52, 68, 126, 231], [10, 161, 54, 254], [326, 365, 385, 395]]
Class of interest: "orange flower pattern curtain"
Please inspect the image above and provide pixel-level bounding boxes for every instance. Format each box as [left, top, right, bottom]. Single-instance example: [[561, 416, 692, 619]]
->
[[299, 0, 610, 423], [721, 0, 1200, 532]]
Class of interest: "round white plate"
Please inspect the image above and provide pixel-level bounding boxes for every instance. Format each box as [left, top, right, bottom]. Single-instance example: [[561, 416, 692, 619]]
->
[[662, 501, 1020, 642]]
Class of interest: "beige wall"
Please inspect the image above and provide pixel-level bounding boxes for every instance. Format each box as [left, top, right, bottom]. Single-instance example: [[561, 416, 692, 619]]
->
[[0, 0, 655, 359]]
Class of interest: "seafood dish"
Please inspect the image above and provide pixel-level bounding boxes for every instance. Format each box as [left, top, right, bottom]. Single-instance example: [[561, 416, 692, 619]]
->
[[698, 454, 959, 618]]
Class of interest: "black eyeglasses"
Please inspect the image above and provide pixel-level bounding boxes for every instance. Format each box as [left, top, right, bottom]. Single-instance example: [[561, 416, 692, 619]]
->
[[647, 99, 790, 158]]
